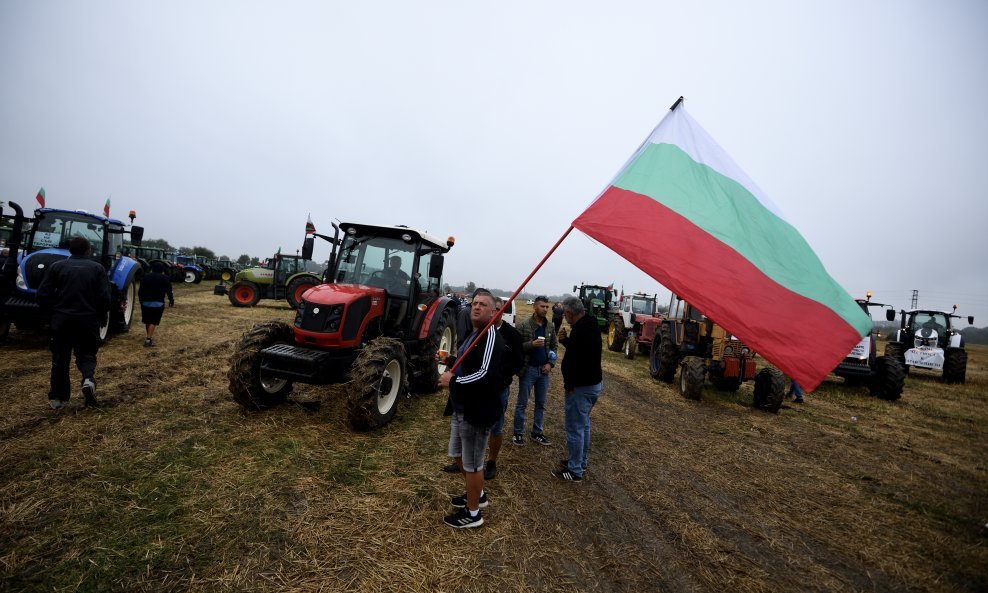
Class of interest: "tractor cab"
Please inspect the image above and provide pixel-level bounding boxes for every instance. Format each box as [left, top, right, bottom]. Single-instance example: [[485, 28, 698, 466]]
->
[[886, 306, 973, 383], [267, 254, 306, 284]]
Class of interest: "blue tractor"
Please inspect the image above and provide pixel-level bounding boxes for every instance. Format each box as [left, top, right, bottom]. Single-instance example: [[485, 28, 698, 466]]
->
[[0, 200, 145, 344]]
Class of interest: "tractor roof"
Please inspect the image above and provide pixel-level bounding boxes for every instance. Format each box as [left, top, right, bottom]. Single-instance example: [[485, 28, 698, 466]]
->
[[339, 222, 452, 252], [35, 207, 126, 227]]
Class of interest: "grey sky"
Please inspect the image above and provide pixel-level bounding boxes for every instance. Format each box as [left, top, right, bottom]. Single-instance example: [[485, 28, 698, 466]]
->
[[2, 0, 986, 325]]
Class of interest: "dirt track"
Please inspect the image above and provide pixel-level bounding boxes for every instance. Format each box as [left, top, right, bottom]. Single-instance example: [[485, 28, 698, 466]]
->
[[1, 284, 986, 592]]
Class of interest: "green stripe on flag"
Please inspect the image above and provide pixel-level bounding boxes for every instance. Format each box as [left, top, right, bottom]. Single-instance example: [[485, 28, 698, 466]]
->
[[613, 142, 868, 333]]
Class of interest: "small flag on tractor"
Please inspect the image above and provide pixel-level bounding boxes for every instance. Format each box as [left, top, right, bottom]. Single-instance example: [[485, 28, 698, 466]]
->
[[305, 214, 316, 234], [103, 197, 111, 218], [36, 187, 45, 208]]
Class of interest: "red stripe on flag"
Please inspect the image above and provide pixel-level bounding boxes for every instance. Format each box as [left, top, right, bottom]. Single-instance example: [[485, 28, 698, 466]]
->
[[574, 187, 861, 391]]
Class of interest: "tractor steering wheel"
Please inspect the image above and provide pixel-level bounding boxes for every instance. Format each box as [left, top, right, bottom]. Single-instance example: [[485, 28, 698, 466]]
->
[[366, 270, 388, 288]]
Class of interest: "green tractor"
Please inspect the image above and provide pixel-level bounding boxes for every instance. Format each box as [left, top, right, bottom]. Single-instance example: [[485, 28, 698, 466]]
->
[[573, 283, 617, 331], [217, 252, 322, 310]]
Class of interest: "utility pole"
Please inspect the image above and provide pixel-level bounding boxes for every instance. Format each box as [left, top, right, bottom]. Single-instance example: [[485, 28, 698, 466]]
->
[[911, 289, 919, 309]]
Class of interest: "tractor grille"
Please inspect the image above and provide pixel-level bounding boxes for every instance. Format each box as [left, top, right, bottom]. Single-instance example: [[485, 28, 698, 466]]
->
[[24, 253, 67, 289]]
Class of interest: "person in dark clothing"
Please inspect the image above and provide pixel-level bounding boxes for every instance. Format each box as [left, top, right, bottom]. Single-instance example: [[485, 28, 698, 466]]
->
[[483, 296, 525, 481], [439, 292, 504, 528], [553, 296, 603, 482], [138, 261, 174, 347], [552, 301, 564, 333], [36, 236, 112, 409]]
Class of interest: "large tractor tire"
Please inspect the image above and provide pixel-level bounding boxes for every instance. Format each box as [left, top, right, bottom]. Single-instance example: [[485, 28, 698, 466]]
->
[[942, 347, 967, 384], [347, 337, 407, 430], [752, 368, 785, 413], [679, 356, 705, 400], [623, 333, 636, 360], [113, 280, 137, 333], [220, 268, 236, 282], [228, 321, 294, 409], [286, 275, 320, 310], [409, 307, 455, 394], [649, 325, 680, 383], [183, 268, 200, 284], [98, 310, 111, 344], [870, 356, 905, 401], [229, 281, 261, 307], [606, 319, 626, 352]]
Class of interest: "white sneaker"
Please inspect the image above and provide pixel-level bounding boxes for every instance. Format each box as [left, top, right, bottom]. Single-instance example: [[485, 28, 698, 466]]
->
[[82, 379, 97, 407]]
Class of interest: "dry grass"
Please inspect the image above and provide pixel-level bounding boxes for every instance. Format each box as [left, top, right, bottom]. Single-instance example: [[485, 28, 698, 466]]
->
[[1, 285, 986, 592]]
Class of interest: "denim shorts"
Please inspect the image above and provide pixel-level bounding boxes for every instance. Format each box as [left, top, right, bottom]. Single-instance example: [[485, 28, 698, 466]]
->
[[448, 412, 490, 472]]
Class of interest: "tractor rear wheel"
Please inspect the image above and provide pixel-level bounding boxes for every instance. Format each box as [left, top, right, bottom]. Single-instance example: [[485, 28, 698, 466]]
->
[[679, 356, 705, 400], [114, 280, 137, 333], [649, 325, 679, 382], [607, 319, 626, 352], [183, 269, 199, 284], [229, 281, 261, 307], [286, 276, 319, 310], [623, 333, 636, 359], [98, 310, 110, 344], [347, 337, 407, 430], [228, 321, 294, 409], [943, 348, 967, 384], [409, 307, 455, 393], [870, 356, 905, 401], [752, 368, 785, 413]]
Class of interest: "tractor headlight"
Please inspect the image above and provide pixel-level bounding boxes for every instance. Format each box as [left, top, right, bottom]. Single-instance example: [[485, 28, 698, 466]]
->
[[741, 347, 750, 356], [15, 266, 26, 290], [724, 345, 734, 355], [326, 304, 345, 332]]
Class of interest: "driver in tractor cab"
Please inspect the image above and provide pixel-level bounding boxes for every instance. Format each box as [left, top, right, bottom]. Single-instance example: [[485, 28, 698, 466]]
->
[[382, 255, 410, 292]]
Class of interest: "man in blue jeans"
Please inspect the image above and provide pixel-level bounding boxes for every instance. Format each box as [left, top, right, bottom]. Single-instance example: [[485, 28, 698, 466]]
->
[[553, 296, 603, 482], [512, 296, 557, 446]]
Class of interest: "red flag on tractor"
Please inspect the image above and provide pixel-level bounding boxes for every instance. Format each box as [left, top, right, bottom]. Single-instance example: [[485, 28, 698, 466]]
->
[[36, 187, 45, 208], [305, 214, 316, 234], [103, 198, 111, 218]]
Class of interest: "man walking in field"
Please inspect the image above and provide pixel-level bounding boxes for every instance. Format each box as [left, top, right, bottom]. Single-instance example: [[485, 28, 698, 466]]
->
[[36, 236, 111, 409], [439, 292, 504, 528], [553, 296, 603, 482]]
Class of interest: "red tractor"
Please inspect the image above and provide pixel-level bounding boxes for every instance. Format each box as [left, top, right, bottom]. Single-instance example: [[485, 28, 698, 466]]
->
[[606, 292, 663, 359], [228, 222, 458, 430]]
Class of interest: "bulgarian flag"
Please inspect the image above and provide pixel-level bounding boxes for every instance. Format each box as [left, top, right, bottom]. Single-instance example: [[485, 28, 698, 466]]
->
[[36, 187, 46, 208], [305, 213, 316, 234], [572, 99, 870, 390], [103, 197, 111, 218]]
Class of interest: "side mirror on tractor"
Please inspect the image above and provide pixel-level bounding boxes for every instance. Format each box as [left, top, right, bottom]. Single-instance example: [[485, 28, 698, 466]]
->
[[968, 316, 975, 325], [886, 309, 896, 322], [302, 236, 314, 261], [429, 254, 444, 279], [130, 225, 144, 246]]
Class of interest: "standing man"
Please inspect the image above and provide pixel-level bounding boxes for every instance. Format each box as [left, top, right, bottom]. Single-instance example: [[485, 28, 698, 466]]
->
[[484, 296, 524, 481], [512, 295, 557, 446], [439, 292, 504, 528], [138, 261, 174, 347], [553, 296, 603, 482], [36, 236, 111, 409], [551, 301, 564, 334]]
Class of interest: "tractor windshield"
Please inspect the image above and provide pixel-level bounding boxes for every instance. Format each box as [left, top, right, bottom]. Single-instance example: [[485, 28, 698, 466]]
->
[[910, 312, 948, 334], [337, 234, 415, 292], [631, 298, 654, 315], [30, 212, 108, 257]]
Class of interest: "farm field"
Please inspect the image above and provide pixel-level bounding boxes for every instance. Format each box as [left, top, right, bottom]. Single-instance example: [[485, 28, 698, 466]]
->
[[1, 284, 986, 593]]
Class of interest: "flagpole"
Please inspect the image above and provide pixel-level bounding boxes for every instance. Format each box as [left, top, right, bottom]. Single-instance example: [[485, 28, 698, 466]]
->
[[447, 224, 575, 375]]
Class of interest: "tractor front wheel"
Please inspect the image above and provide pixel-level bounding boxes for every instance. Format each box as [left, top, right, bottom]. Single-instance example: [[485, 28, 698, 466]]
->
[[229, 281, 261, 307], [228, 321, 294, 409], [607, 319, 626, 352], [183, 269, 199, 284], [943, 347, 967, 384], [679, 356, 705, 400], [752, 368, 785, 413], [347, 337, 407, 430], [870, 356, 905, 401], [649, 325, 679, 382], [623, 333, 636, 359], [286, 276, 320, 310]]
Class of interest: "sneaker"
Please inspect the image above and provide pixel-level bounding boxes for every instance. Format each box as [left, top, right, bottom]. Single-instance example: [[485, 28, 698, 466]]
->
[[144, 338, 153, 347], [483, 460, 497, 481], [441, 462, 460, 473], [82, 379, 97, 407], [559, 459, 588, 473], [512, 434, 524, 446], [443, 507, 484, 529], [531, 434, 551, 446], [450, 491, 489, 509], [551, 468, 583, 482], [48, 399, 66, 410], [793, 398, 804, 404]]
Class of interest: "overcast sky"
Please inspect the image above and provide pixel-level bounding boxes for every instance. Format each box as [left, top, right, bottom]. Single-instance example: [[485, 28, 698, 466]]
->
[[2, 0, 986, 325]]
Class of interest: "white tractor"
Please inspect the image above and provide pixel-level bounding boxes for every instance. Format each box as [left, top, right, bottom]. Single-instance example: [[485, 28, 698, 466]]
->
[[884, 306, 973, 383]]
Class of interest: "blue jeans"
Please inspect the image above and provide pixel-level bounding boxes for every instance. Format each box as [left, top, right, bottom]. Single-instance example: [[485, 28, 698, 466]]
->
[[490, 386, 511, 436], [564, 382, 602, 477], [514, 366, 549, 436]]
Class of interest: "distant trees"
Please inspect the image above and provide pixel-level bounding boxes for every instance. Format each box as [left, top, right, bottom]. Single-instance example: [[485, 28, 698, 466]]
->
[[237, 254, 251, 265], [142, 238, 174, 251], [465, 281, 476, 294], [190, 246, 216, 259]]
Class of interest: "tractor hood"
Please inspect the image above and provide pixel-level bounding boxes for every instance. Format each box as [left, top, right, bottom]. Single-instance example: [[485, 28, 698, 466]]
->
[[303, 282, 386, 306], [294, 283, 387, 348]]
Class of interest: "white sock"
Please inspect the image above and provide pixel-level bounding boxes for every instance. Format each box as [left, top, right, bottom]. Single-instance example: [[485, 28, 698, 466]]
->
[[469, 508, 479, 517]]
